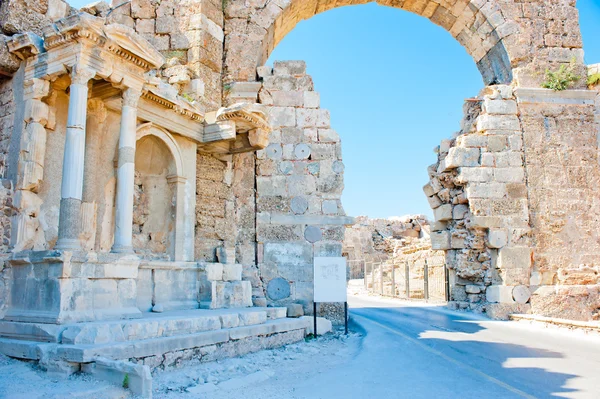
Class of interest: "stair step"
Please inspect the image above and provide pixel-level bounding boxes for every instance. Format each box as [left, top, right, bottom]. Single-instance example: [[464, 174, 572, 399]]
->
[[0, 307, 289, 345]]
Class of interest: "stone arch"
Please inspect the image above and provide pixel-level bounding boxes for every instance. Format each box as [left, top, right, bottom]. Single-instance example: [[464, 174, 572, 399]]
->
[[224, 0, 524, 85], [136, 124, 185, 178], [132, 124, 188, 261]]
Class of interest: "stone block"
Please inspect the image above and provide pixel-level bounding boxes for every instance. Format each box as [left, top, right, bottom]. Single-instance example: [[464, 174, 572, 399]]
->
[[434, 204, 453, 221], [497, 247, 532, 270], [219, 313, 240, 328], [302, 316, 332, 335], [322, 200, 338, 215], [452, 204, 469, 219], [423, 183, 435, 197], [271, 91, 304, 107], [239, 310, 267, 326], [82, 358, 152, 398], [266, 307, 288, 320], [269, 107, 296, 127], [206, 263, 223, 281], [487, 228, 508, 248], [318, 129, 340, 142], [274, 60, 306, 76], [304, 91, 320, 108], [431, 231, 451, 250], [427, 195, 442, 209], [494, 167, 524, 183], [476, 114, 520, 132], [457, 167, 493, 183], [486, 285, 515, 304], [465, 285, 481, 294], [223, 264, 243, 281], [296, 109, 330, 128], [445, 147, 480, 168], [466, 183, 506, 198], [486, 303, 531, 320], [457, 134, 487, 148], [287, 304, 304, 318], [483, 99, 517, 115]]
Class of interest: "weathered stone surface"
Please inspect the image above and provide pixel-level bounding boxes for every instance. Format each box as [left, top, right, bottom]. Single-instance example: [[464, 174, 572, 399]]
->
[[267, 277, 291, 301], [304, 226, 322, 243], [286, 304, 304, 318], [290, 196, 308, 215]]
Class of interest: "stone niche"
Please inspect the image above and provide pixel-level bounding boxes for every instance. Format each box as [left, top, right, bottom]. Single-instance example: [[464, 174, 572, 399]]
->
[[133, 135, 177, 259]]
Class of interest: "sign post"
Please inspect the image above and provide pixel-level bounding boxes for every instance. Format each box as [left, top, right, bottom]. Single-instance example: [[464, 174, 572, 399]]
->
[[313, 257, 348, 336]]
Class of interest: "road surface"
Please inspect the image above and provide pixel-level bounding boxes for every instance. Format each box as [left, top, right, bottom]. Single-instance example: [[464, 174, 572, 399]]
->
[[300, 295, 600, 399]]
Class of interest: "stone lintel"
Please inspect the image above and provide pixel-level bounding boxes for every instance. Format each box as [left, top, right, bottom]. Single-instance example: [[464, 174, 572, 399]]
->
[[269, 214, 355, 226], [515, 88, 597, 105]]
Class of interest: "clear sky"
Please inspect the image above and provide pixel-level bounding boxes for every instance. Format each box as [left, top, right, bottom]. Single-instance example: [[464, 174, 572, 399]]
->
[[268, 0, 600, 220], [66, 0, 600, 219]]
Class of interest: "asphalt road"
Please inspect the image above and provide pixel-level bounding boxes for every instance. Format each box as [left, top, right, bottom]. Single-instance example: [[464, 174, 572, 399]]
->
[[292, 295, 600, 399]]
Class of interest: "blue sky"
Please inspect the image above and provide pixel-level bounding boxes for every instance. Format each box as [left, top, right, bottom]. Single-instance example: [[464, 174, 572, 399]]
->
[[269, 1, 600, 219], [67, 0, 600, 219]]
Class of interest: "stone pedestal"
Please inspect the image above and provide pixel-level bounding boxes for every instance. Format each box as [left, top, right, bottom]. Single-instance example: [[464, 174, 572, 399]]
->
[[4, 251, 141, 324]]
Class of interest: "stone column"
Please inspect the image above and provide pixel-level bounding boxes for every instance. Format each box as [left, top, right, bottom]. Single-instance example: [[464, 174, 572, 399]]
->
[[112, 88, 141, 253], [55, 66, 95, 250]]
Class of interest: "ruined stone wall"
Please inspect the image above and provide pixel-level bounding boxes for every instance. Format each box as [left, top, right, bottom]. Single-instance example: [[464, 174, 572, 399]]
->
[[253, 61, 350, 320], [106, 0, 223, 111], [194, 151, 255, 265], [427, 85, 533, 317], [343, 216, 429, 279], [195, 153, 232, 262]]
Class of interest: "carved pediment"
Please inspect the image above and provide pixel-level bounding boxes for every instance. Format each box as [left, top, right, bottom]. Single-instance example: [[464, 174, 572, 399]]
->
[[103, 24, 164, 69]]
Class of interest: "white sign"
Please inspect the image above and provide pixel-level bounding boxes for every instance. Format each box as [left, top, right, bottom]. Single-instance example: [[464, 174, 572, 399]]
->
[[314, 257, 347, 303]]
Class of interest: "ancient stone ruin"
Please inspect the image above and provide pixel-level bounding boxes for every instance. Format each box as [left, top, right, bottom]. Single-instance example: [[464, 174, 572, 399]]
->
[[0, 0, 598, 395]]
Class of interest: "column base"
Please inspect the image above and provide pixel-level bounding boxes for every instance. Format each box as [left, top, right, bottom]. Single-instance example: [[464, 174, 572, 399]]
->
[[55, 238, 81, 251], [111, 245, 134, 254]]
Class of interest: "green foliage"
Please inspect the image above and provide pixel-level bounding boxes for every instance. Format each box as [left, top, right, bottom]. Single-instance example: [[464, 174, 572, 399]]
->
[[122, 374, 130, 389], [181, 93, 195, 103], [304, 333, 316, 342], [541, 59, 581, 91], [588, 73, 600, 87]]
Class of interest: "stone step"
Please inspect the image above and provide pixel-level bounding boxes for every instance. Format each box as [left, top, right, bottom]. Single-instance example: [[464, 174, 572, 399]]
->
[[0, 317, 310, 364], [0, 307, 289, 345]]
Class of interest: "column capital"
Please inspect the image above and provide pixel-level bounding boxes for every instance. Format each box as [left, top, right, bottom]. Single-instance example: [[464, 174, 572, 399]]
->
[[70, 65, 95, 86], [122, 87, 142, 108]]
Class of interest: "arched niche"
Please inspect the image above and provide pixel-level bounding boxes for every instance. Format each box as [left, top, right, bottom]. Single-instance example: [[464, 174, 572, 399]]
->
[[133, 124, 188, 261]]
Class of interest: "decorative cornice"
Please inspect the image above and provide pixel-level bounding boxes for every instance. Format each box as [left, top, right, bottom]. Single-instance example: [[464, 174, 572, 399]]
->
[[142, 89, 204, 121], [215, 103, 271, 133], [6, 33, 45, 60]]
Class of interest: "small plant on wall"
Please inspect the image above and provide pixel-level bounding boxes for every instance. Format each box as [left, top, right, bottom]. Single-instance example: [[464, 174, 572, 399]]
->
[[588, 72, 600, 89], [541, 59, 581, 91]]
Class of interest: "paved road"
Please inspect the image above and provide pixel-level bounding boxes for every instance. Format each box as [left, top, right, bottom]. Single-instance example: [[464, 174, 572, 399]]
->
[[293, 295, 600, 399]]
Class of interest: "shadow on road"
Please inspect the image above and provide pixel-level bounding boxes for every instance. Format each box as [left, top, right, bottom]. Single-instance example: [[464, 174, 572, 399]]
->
[[349, 302, 582, 398]]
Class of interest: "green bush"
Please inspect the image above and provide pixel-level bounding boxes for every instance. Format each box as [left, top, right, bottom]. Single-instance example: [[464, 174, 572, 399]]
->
[[541, 59, 580, 91]]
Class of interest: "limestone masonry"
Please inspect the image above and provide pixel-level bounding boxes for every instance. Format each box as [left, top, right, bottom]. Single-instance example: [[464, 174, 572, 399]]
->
[[0, 0, 598, 395]]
